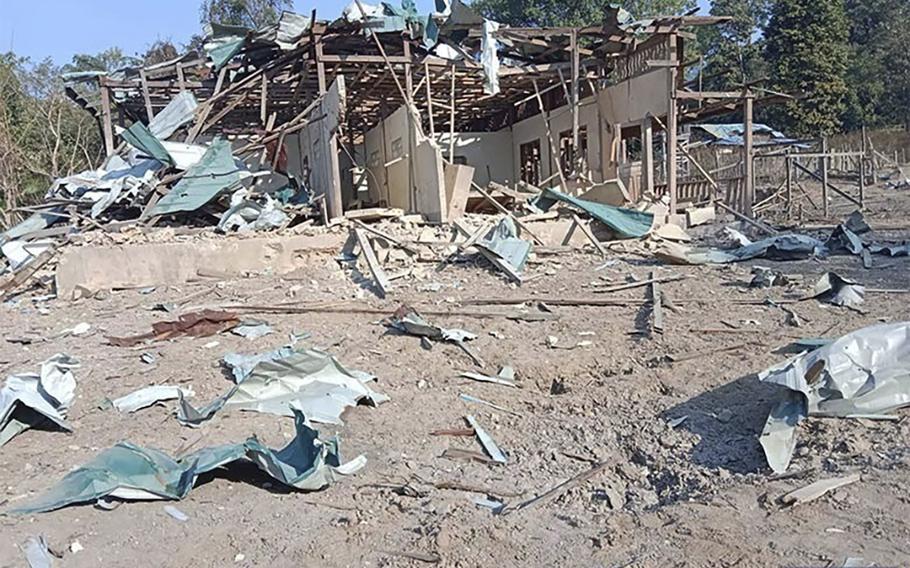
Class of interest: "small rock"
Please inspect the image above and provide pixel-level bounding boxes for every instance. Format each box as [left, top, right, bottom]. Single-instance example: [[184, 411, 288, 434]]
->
[[70, 540, 84, 554], [715, 409, 733, 423]]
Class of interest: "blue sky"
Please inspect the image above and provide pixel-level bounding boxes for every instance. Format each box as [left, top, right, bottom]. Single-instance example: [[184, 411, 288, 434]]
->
[[0, 0, 710, 64]]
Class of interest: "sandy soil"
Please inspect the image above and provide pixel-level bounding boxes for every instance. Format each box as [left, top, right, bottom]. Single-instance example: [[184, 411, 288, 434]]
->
[[1, 182, 909, 568]]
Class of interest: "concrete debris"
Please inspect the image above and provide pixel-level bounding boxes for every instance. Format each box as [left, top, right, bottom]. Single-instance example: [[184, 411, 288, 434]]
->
[[780, 473, 860, 507]]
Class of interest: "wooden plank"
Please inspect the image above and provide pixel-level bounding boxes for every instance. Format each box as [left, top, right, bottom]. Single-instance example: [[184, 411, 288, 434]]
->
[[468, 181, 545, 245], [571, 214, 606, 257], [260, 74, 268, 125], [425, 60, 435, 136], [1, 248, 56, 300], [318, 54, 412, 64], [350, 219, 420, 254], [99, 85, 115, 156], [675, 90, 743, 100], [139, 69, 155, 122], [821, 137, 829, 217], [651, 270, 663, 334], [666, 33, 679, 214], [353, 229, 391, 298], [714, 199, 778, 236], [791, 161, 863, 209], [743, 93, 754, 216]]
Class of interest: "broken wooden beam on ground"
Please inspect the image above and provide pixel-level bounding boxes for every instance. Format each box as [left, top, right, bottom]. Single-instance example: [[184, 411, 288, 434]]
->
[[353, 229, 391, 298], [570, 214, 607, 257], [651, 270, 664, 334]]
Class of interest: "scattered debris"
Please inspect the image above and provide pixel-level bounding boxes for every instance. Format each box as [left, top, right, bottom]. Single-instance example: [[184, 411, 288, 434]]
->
[[230, 321, 274, 340], [223, 347, 388, 424], [759, 322, 910, 473], [465, 415, 507, 464], [750, 266, 789, 288], [107, 310, 241, 347], [11, 411, 365, 514], [811, 272, 865, 309], [459, 366, 517, 387], [780, 474, 861, 507], [111, 385, 194, 414], [22, 536, 54, 568], [387, 305, 482, 366], [656, 234, 826, 265], [163, 505, 190, 522], [459, 393, 522, 416], [1, 355, 78, 447]]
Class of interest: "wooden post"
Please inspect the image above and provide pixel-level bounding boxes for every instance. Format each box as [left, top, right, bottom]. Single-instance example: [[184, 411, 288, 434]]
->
[[785, 154, 792, 220], [641, 116, 654, 195], [743, 93, 754, 216], [666, 33, 679, 214], [425, 60, 435, 137], [821, 136, 830, 217], [858, 155, 866, 210], [570, 28, 580, 169], [533, 80, 567, 192], [176, 63, 186, 92], [860, 125, 869, 186], [99, 82, 115, 157], [260, 73, 268, 126], [403, 40, 413, 104], [449, 64, 456, 163], [139, 69, 154, 122], [315, 40, 327, 94]]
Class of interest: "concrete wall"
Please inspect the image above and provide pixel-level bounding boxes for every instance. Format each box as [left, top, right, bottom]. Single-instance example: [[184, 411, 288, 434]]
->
[[364, 105, 411, 209], [433, 131, 515, 187], [509, 96, 602, 186]]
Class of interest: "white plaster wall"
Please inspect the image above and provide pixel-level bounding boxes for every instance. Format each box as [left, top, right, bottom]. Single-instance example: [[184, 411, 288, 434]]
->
[[434, 131, 514, 186]]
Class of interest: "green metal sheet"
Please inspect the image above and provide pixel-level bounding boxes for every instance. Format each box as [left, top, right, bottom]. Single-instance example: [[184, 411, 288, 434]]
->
[[535, 188, 654, 239], [150, 138, 243, 217], [120, 122, 174, 167]]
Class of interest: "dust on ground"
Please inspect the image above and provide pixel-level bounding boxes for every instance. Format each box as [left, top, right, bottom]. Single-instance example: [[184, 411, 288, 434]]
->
[[1, 184, 909, 568]]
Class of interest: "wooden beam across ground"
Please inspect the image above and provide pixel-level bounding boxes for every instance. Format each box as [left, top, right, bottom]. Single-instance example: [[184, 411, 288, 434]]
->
[[353, 229, 391, 298], [650, 270, 663, 334]]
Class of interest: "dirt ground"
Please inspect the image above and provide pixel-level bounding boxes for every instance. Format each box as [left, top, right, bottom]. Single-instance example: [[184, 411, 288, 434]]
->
[[2, 181, 909, 568]]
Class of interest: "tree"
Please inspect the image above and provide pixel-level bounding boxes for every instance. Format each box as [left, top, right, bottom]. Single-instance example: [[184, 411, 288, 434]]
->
[[470, 0, 696, 27], [0, 53, 102, 227], [698, 0, 769, 91], [63, 47, 138, 74], [199, 0, 293, 29], [764, 0, 849, 136], [143, 40, 180, 66], [842, 0, 910, 130]]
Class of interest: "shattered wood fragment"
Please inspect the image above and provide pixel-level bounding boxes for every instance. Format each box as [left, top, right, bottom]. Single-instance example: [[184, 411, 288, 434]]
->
[[441, 448, 494, 464], [508, 461, 610, 514], [571, 214, 607, 257], [430, 428, 475, 437], [780, 474, 860, 507], [650, 270, 663, 334], [353, 228, 391, 298], [592, 274, 686, 295], [434, 481, 524, 499]]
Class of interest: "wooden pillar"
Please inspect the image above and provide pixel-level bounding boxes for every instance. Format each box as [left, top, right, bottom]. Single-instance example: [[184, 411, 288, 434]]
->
[[449, 64, 456, 163], [785, 154, 792, 220], [260, 73, 268, 126], [743, 93, 754, 216], [666, 33, 678, 214], [858, 154, 866, 210], [821, 136, 830, 217], [570, 28, 580, 167], [403, 40, 413, 104], [315, 40, 327, 94], [641, 117, 654, 194], [99, 82, 115, 157], [176, 64, 186, 92], [139, 69, 154, 122], [861, 125, 868, 186], [424, 60, 435, 137]]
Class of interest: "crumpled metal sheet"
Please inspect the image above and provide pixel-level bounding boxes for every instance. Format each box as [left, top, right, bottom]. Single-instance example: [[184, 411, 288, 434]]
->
[[148, 91, 199, 140], [1, 355, 78, 447], [224, 347, 388, 424], [46, 158, 160, 219], [150, 139, 246, 217], [758, 322, 910, 472], [112, 385, 194, 414], [218, 189, 289, 233], [10, 410, 365, 514], [476, 217, 530, 274], [120, 122, 175, 167], [534, 188, 654, 238], [176, 387, 237, 428], [657, 234, 827, 265], [223, 346, 296, 383], [812, 272, 865, 308]]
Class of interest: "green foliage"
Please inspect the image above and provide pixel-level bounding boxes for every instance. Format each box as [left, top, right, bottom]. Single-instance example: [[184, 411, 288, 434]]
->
[[697, 0, 768, 90], [764, 0, 849, 136], [470, 0, 696, 27], [63, 47, 139, 74], [0, 53, 102, 226], [199, 0, 293, 29], [143, 40, 180, 66]]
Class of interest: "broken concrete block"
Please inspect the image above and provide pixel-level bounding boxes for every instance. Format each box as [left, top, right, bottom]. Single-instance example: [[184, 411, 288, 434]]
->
[[686, 206, 716, 228]]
